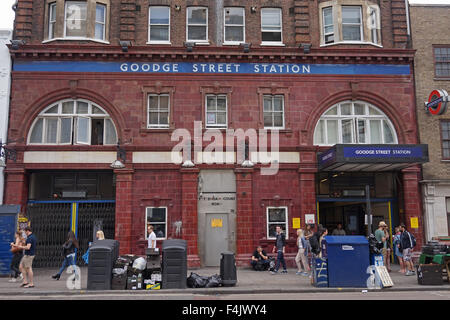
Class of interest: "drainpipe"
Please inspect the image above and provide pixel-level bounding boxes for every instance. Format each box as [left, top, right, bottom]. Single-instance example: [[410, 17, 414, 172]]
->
[[405, 0, 411, 46]]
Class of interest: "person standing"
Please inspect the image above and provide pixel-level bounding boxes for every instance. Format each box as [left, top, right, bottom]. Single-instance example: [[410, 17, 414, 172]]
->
[[147, 225, 157, 249], [52, 231, 79, 280], [384, 224, 392, 272], [9, 231, 25, 282], [375, 221, 388, 266], [393, 227, 406, 273], [271, 226, 287, 274], [318, 228, 328, 258], [332, 223, 346, 236], [13, 227, 36, 288], [399, 223, 416, 276], [295, 229, 310, 276]]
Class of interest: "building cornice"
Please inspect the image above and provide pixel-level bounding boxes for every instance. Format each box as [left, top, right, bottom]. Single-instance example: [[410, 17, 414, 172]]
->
[[8, 45, 415, 64]]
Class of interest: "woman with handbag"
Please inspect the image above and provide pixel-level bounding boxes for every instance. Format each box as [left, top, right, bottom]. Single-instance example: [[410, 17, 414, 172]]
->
[[9, 231, 25, 282], [52, 231, 79, 280]]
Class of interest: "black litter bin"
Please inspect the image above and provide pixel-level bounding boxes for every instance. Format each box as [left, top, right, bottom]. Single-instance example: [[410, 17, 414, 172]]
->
[[220, 251, 237, 287], [162, 239, 187, 289], [87, 239, 119, 290]]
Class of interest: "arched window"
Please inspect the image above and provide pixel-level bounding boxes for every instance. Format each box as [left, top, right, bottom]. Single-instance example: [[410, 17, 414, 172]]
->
[[28, 99, 118, 145], [313, 101, 397, 145]]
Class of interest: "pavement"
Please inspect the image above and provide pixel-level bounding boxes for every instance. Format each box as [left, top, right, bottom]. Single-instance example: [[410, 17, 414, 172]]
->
[[0, 263, 449, 297]]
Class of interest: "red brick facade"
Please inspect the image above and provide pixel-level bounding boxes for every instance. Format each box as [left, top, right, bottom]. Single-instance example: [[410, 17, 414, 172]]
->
[[5, 0, 425, 267]]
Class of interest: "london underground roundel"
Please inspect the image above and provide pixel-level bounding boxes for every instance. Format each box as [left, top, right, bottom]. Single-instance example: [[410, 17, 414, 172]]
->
[[426, 89, 448, 115]]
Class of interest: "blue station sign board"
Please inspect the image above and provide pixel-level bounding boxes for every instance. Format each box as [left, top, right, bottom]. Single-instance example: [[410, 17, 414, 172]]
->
[[13, 61, 411, 76]]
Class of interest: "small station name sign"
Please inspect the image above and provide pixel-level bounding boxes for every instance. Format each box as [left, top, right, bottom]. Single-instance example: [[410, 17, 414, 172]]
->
[[425, 89, 448, 115], [318, 144, 429, 172]]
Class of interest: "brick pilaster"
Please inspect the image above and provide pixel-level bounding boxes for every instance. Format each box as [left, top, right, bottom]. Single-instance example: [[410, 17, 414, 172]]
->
[[401, 166, 424, 249], [180, 168, 201, 268], [114, 168, 134, 255], [235, 167, 254, 266]]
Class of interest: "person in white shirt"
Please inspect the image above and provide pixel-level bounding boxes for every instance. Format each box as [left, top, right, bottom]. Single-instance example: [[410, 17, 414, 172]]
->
[[147, 225, 157, 249]]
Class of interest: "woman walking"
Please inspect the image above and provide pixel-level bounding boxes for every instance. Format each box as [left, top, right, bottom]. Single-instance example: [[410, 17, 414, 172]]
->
[[52, 231, 79, 280], [9, 231, 25, 282], [295, 229, 310, 276]]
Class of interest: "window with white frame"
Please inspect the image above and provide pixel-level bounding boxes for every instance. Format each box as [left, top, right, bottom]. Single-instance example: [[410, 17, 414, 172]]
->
[[149, 6, 170, 43], [148, 94, 170, 128], [45, 0, 109, 42], [28, 99, 117, 145], [146, 207, 167, 239], [224, 7, 245, 44], [187, 7, 208, 43], [342, 6, 362, 41], [206, 95, 227, 128], [263, 95, 284, 129], [322, 6, 334, 44], [267, 207, 288, 239], [65, 1, 88, 38], [320, 2, 381, 46], [94, 3, 106, 41], [313, 101, 397, 145], [261, 8, 282, 44], [48, 2, 57, 39]]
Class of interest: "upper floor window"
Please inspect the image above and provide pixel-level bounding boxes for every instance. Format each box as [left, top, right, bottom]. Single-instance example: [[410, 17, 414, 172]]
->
[[148, 94, 170, 128], [187, 7, 208, 43], [441, 120, 450, 159], [28, 99, 117, 145], [263, 95, 284, 129], [261, 8, 282, 45], [48, 2, 57, 39], [320, 2, 381, 46], [206, 95, 227, 129], [45, 0, 109, 43], [434, 46, 450, 78], [224, 7, 245, 44], [342, 6, 362, 41], [95, 3, 106, 40], [314, 101, 397, 145], [64, 1, 88, 38], [149, 6, 170, 44], [323, 7, 334, 44]]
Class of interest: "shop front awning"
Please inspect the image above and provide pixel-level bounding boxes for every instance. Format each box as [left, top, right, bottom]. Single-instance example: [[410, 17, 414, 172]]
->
[[318, 144, 429, 172]]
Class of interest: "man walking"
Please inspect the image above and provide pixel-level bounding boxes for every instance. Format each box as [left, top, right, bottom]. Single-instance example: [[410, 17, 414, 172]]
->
[[13, 227, 36, 288], [399, 223, 416, 276], [271, 226, 287, 274]]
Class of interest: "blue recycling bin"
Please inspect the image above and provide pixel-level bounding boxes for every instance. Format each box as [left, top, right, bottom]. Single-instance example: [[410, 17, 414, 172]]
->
[[323, 236, 370, 288]]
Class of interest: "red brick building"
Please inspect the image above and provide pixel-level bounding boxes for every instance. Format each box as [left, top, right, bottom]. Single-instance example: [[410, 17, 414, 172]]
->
[[5, 0, 427, 267]]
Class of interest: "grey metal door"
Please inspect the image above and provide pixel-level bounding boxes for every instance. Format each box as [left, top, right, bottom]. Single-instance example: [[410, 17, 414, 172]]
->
[[205, 213, 228, 267]]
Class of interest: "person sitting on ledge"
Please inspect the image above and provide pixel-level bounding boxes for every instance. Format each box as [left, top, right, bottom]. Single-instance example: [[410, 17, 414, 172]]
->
[[251, 246, 270, 271]]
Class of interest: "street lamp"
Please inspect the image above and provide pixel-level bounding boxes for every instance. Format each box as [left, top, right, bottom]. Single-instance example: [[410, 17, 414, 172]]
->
[[110, 141, 126, 169]]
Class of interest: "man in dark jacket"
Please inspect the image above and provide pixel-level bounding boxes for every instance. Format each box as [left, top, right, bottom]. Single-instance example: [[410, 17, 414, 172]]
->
[[251, 246, 270, 271], [399, 224, 415, 276], [271, 226, 287, 274]]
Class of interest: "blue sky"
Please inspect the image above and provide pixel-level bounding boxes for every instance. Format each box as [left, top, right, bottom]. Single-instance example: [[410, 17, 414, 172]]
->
[[0, 0, 15, 30]]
